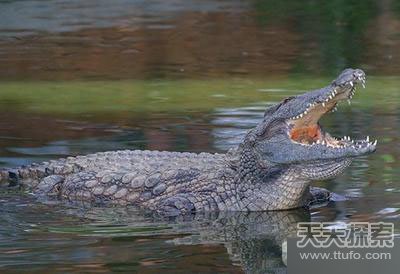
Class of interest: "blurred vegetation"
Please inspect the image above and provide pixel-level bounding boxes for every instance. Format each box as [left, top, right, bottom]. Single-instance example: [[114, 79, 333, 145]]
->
[[0, 77, 398, 116], [392, 0, 400, 16], [253, 0, 378, 74]]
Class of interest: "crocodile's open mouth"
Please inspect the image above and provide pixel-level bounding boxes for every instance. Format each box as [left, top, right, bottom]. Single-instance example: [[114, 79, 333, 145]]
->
[[288, 71, 377, 149]]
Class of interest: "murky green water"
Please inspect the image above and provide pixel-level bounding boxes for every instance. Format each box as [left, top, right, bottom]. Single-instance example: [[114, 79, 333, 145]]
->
[[0, 0, 400, 273]]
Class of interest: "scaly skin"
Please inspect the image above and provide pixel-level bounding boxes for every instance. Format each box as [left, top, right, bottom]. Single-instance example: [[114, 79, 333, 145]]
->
[[0, 68, 376, 215], [0, 150, 319, 214]]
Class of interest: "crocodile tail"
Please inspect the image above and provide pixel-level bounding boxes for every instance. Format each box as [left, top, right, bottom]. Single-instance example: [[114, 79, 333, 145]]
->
[[0, 164, 48, 188]]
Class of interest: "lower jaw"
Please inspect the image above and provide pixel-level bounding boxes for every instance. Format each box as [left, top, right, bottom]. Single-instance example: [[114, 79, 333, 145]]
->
[[299, 159, 353, 180]]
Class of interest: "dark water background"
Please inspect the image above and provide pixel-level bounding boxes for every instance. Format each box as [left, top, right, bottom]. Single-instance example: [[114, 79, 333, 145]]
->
[[0, 0, 400, 273]]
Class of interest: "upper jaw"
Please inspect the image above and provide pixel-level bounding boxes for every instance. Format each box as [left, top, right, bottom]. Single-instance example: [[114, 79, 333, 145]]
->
[[289, 69, 366, 121], [329, 68, 366, 103], [332, 68, 366, 89], [318, 69, 366, 108], [287, 68, 377, 156]]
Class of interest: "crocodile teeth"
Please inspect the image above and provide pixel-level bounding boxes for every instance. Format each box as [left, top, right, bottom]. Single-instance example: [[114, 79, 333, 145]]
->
[[366, 136, 369, 142], [322, 102, 326, 107], [350, 82, 353, 87]]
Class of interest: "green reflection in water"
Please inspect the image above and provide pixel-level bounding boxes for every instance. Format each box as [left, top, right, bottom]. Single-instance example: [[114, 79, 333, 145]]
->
[[0, 77, 398, 115], [253, 0, 378, 74]]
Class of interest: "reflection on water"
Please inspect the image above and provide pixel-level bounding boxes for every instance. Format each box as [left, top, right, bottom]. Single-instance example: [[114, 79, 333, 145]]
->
[[0, 93, 399, 272], [0, 194, 308, 273], [1, 0, 400, 273], [1, 0, 400, 80]]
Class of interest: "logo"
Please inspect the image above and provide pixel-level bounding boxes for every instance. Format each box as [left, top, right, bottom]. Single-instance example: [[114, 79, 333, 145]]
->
[[296, 222, 394, 248]]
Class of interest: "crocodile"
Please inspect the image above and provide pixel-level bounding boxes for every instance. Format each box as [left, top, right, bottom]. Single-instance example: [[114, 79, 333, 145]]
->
[[0, 68, 376, 215]]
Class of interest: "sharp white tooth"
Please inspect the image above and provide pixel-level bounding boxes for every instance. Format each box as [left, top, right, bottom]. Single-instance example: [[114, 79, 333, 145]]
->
[[373, 140, 377, 146], [316, 140, 320, 144], [329, 95, 332, 100], [362, 82, 365, 88], [322, 102, 326, 107], [299, 114, 303, 118], [366, 136, 369, 142], [349, 82, 353, 87]]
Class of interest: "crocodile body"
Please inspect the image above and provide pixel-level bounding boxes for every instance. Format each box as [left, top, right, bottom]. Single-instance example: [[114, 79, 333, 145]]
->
[[1, 150, 315, 214], [0, 69, 376, 215]]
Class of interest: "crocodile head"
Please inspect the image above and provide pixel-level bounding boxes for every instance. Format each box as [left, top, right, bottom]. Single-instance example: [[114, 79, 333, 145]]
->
[[244, 68, 376, 180]]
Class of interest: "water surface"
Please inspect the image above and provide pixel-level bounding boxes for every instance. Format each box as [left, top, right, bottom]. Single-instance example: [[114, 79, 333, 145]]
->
[[0, 0, 400, 273]]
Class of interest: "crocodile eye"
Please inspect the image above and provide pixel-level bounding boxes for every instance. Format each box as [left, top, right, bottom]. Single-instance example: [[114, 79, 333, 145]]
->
[[283, 96, 294, 104], [264, 96, 294, 117]]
